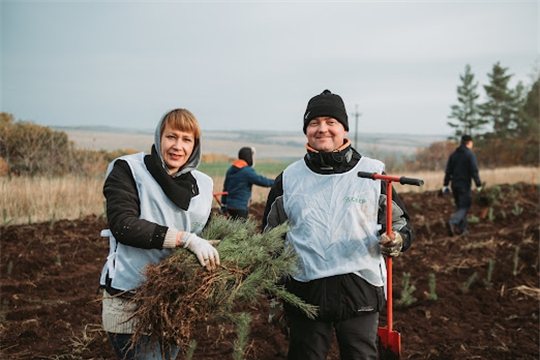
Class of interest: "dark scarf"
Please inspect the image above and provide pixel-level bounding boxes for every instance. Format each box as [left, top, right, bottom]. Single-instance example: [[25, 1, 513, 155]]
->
[[304, 141, 360, 174], [144, 145, 199, 210]]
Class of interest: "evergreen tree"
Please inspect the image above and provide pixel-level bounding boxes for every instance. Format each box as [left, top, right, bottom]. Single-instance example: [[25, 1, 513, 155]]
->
[[479, 62, 520, 139], [447, 64, 485, 138], [519, 76, 540, 139]]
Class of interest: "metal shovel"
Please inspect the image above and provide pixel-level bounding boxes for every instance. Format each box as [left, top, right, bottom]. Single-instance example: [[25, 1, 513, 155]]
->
[[357, 171, 424, 359]]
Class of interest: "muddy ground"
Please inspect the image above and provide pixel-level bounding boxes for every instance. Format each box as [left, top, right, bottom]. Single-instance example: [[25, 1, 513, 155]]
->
[[1, 183, 539, 359]]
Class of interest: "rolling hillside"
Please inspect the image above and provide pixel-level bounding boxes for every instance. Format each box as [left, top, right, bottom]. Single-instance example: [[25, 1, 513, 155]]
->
[[57, 126, 446, 161]]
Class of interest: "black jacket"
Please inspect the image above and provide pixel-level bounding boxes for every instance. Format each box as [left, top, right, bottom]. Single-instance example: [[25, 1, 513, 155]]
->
[[444, 144, 481, 190], [262, 141, 414, 321]]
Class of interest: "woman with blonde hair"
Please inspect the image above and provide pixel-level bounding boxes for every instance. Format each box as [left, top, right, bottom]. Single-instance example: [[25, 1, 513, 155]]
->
[[99, 108, 219, 359]]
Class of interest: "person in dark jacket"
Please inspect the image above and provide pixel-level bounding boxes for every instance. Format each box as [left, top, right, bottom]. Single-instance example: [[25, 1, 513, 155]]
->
[[221, 147, 274, 220], [443, 134, 482, 236], [99, 108, 220, 359], [263, 89, 414, 360]]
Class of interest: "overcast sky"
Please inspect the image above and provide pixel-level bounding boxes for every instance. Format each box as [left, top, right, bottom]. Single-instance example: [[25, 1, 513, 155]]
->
[[2, 0, 538, 136]]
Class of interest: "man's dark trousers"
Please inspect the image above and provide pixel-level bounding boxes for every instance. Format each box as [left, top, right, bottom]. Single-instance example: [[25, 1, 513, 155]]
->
[[450, 185, 472, 234]]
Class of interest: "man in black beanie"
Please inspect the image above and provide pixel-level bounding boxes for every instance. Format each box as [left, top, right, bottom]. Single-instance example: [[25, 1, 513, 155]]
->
[[303, 89, 349, 134], [263, 89, 415, 360]]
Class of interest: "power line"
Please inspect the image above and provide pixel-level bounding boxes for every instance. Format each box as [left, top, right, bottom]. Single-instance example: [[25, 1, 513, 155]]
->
[[352, 104, 361, 149]]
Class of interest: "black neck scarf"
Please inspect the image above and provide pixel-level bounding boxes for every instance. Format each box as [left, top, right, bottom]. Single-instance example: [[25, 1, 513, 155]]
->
[[144, 145, 199, 211], [304, 143, 359, 174]]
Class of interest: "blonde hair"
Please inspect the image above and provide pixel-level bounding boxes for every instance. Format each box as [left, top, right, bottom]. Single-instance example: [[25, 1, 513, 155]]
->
[[160, 109, 202, 140]]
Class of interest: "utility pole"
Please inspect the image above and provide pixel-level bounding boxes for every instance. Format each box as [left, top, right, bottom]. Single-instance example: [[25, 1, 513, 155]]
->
[[352, 104, 361, 149]]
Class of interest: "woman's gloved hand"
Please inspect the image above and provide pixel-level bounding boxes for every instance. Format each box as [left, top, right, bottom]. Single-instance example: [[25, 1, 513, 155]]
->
[[379, 231, 403, 257], [181, 232, 220, 271]]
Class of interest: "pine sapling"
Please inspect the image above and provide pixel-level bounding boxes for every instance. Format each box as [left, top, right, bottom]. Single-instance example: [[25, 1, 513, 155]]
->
[[428, 273, 438, 301], [185, 340, 197, 360], [0, 299, 9, 322], [232, 312, 252, 360], [483, 259, 495, 287], [468, 215, 480, 223], [461, 272, 478, 293], [488, 207, 495, 222], [398, 272, 417, 307], [513, 246, 520, 276], [511, 202, 524, 216], [128, 216, 318, 354]]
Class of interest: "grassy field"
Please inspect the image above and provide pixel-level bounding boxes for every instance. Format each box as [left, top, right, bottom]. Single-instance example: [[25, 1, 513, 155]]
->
[[198, 161, 290, 178], [1, 165, 538, 226]]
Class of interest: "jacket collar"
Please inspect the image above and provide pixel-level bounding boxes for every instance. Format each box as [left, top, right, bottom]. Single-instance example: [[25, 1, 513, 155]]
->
[[304, 139, 359, 174]]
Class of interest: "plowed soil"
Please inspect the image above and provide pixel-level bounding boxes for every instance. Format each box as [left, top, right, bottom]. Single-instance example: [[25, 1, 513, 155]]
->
[[1, 183, 538, 360]]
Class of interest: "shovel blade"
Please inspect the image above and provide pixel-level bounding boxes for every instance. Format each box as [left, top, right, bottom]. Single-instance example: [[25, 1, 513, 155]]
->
[[377, 326, 401, 360]]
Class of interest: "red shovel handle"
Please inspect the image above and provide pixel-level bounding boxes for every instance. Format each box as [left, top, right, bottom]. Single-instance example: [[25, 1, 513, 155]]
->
[[358, 171, 423, 357], [213, 191, 228, 207], [357, 171, 424, 187]]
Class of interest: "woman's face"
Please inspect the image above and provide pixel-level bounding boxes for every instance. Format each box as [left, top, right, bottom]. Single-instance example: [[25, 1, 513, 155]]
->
[[305, 116, 347, 152], [160, 123, 195, 174]]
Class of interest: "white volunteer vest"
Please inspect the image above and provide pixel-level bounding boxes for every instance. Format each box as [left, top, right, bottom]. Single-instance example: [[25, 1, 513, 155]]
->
[[99, 152, 213, 291], [283, 156, 386, 286]]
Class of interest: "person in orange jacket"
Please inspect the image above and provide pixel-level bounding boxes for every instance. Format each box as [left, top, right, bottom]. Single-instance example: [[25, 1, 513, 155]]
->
[[221, 147, 274, 220]]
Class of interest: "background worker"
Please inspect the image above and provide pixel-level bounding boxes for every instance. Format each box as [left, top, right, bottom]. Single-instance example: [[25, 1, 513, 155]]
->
[[99, 108, 220, 359], [443, 134, 482, 236], [221, 147, 274, 220], [263, 89, 414, 360]]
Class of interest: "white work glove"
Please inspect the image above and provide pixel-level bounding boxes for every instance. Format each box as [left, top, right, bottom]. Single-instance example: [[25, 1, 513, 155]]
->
[[379, 231, 403, 258], [182, 232, 220, 271], [477, 186, 483, 192]]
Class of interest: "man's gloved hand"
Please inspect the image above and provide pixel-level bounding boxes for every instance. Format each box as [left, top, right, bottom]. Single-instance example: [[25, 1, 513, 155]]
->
[[477, 186, 482, 192], [379, 231, 403, 257], [181, 232, 220, 271], [442, 186, 451, 195], [268, 297, 289, 337]]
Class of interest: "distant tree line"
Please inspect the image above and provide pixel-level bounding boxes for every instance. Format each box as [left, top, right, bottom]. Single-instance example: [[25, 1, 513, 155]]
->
[[0, 112, 133, 178], [405, 61, 538, 171], [1, 62, 538, 177], [0, 113, 236, 178]]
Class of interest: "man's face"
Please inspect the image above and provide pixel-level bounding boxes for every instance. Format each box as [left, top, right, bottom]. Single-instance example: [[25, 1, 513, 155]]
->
[[305, 117, 347, 152]]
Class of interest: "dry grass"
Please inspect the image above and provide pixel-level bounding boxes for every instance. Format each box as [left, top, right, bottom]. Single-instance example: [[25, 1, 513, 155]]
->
[[0, 175, 105, 225], [1, 166, 538, 226]]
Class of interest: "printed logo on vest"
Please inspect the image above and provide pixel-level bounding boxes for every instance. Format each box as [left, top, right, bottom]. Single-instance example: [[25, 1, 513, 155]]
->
[[343, 196, 366, 205], [191, 221, 205, 233]]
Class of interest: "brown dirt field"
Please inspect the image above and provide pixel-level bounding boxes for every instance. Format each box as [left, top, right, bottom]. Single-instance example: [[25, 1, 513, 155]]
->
[[1, 183, 538, 360]]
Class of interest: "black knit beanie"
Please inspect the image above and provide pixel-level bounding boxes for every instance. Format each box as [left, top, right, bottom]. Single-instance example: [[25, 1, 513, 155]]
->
[[303, 89, 349, 134], [238, 147, 253, 166]]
